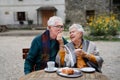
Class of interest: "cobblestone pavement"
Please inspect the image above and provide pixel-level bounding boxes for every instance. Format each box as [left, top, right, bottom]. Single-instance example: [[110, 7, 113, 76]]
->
[[0, 31, 120, 80]]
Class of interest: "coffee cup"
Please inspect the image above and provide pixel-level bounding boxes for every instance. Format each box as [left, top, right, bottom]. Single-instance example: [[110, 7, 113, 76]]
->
[[47, 61, 55, 70]]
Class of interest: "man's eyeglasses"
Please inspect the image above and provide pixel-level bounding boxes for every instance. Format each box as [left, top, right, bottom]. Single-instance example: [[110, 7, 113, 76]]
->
[[54, 25, 64, 28]]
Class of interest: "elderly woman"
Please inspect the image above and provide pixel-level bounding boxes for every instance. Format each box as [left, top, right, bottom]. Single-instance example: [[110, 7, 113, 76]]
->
[[56, 24, 103, 72]]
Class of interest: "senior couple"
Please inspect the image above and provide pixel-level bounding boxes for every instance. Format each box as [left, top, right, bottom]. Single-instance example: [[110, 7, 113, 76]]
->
[[24, 16, 103, 74]]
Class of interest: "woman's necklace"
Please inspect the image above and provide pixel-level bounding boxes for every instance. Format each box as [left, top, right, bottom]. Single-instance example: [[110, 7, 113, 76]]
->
[[74, 43, 82, 49]]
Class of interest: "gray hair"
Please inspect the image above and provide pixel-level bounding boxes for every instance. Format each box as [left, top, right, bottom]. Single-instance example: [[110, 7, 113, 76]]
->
[[69, 24, 84, 33], [47, 16, 63, 26]]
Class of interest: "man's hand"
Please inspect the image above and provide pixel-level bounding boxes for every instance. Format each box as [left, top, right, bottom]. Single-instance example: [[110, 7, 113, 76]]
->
[[56, 33, 64, 45]]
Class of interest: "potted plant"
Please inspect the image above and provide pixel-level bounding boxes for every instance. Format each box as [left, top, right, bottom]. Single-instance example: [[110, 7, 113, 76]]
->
[[27, 20, 33, 25]]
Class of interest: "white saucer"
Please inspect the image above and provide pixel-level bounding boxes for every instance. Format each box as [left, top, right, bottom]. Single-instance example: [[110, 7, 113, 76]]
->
[[80, 67, 95, 72], [44, 67, 58, 72]]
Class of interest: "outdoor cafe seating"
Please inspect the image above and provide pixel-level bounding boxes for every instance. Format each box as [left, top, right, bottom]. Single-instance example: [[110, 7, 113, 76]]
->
[[21, 48, 109, 80]]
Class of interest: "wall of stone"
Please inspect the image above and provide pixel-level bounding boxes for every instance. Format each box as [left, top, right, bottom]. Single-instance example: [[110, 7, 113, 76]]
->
[[65, 0, 110, 26]]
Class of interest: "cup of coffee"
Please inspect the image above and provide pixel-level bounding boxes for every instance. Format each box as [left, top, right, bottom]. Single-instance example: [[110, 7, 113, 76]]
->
[[47, 61, 55, 70]]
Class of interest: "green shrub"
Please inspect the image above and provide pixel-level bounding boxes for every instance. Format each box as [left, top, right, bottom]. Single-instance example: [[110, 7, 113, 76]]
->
[[88, 13, 120, 36]]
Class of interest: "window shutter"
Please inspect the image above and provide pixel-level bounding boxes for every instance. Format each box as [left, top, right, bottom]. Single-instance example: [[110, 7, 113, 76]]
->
[[14, 12, 18, 21], [25, 12, 28, 21]]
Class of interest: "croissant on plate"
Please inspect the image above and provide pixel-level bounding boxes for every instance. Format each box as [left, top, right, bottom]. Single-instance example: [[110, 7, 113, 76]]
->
[[61, 68, 74, 75]]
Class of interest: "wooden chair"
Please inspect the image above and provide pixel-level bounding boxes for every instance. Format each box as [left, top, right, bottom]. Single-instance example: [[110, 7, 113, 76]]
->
[[22, 48, 29, 59], [22, 48, 35, 71]]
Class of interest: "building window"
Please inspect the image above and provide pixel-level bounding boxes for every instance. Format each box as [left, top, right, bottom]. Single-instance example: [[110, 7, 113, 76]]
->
[[113, 0, 120, 5], [17, 12, 26, 21], [86, 10, 95, 23], [112, 0, 120, 12], [18, 0, 23, 1]]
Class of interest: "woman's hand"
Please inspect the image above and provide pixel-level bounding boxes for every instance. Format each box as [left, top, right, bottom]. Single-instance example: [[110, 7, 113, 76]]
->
[[74, 49, 87, 57]]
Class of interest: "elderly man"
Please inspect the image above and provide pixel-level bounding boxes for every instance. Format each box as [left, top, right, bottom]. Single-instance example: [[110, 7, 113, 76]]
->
[[24, 16, 68, 74], [56, 24, 103, 72]]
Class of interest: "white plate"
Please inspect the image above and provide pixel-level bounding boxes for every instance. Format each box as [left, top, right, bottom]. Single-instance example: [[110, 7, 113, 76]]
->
[[80, 67, 95, 72], [44, 67, 58, 72], [57, 68, 82, 78]]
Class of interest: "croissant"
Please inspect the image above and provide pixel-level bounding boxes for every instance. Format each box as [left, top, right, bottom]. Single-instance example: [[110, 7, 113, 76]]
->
[[61, 68, 74, 75]]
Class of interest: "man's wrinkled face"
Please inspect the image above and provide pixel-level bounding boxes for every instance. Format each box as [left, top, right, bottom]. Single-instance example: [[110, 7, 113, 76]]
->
[[49, 21, 64, 39]]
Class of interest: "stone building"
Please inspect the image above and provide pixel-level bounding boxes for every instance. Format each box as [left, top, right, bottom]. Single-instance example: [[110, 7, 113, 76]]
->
[[65, 0, 120, 26]]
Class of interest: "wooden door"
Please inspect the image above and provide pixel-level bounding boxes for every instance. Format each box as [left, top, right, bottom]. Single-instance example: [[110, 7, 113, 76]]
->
[[41, 10, 55, 27]]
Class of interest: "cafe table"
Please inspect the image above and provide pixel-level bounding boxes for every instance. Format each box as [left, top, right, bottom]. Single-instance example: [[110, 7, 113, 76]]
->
[[19, 68, 109, 80]]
